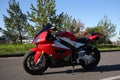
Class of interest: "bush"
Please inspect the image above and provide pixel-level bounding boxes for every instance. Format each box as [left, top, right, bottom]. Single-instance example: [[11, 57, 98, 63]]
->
[[97, 44, 120, 50], [0, 44, 35, 54]]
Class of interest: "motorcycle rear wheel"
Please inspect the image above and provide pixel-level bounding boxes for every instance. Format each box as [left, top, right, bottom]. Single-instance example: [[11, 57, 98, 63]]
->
[[80, 48, 100, 70], [23, 51, 49, 75]]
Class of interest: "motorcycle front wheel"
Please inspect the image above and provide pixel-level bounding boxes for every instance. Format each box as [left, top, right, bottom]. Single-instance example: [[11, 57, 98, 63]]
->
[[80, 47, 100, 70], [23, 51, 49, 75]]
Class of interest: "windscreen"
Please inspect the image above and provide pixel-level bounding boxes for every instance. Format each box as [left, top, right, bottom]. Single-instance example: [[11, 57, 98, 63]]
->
[[35, 23, 53, 37]]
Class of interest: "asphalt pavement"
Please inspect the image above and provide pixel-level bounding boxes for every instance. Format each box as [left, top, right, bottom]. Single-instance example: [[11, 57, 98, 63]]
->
[[0, 51, 120, 80]]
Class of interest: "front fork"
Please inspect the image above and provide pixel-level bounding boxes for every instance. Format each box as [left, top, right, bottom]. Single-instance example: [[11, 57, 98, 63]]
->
[[35, 51, 44, 65], [30, 48, 44, 64]]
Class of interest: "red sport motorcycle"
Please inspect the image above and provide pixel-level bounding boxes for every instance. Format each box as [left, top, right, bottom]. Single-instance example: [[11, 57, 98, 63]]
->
[[23, 23, 101, 75]]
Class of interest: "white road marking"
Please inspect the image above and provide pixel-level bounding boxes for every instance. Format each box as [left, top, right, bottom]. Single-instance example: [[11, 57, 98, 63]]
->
[[101, 75, 120, 80]]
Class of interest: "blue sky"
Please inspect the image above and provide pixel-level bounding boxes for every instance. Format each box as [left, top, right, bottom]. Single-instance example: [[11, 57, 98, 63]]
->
[[0, 0, 120, 41]]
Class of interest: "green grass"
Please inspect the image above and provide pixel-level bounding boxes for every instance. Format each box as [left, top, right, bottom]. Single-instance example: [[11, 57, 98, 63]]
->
[[0, 44, 120, 55], [0, 44, 35, 54], [97, 44, 120, 50]]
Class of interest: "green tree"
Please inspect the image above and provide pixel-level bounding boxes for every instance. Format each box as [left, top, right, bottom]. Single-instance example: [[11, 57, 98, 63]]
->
[[71, 18, 77, 32], [118, 30, 120, 41], [85, 26, 102, 34], [63, 13, 72, 30], [26, 23, 36, 38], [27, 0, 56, 36], [55, 12, 66, 30], [3, 0, 27, 43], [27, 0, 84, 37], [55, 12, 84, 34], [97, 15, 116, 44], [55, 12, 75, 31]]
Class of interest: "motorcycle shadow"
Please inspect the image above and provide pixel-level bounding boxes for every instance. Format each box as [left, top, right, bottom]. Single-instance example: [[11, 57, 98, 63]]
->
[[91, 64, 120, 73], [44, 64, 120, 75]]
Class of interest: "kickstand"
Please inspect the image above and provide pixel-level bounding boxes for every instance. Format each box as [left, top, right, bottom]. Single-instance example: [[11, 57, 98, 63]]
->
[[72, 65, 75, 75]]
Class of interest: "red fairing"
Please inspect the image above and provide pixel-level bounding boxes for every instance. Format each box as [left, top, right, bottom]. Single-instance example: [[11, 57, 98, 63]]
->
[[37, 43, 72, 59], [31, 30, 72, 62], [32, 31, 48, 44], [39, 31, 48, 42], [30, 48, 40, 52], [57, 31, 76, 41], [89, 34, 100, 41], [30, 48, 42, 63]]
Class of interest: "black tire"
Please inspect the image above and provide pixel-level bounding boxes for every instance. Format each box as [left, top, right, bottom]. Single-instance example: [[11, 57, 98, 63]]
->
[[23, 51, 49, 75], [80, 48, 100, 70]]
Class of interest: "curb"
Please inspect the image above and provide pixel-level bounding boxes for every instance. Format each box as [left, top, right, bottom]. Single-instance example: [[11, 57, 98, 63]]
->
[[100, 50, 120, 52], [0, 53, 24, 58], [0, 50, 120, 58]]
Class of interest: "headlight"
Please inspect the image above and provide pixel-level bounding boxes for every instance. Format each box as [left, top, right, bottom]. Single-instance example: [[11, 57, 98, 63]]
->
[[33, 37, 40, 43]]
